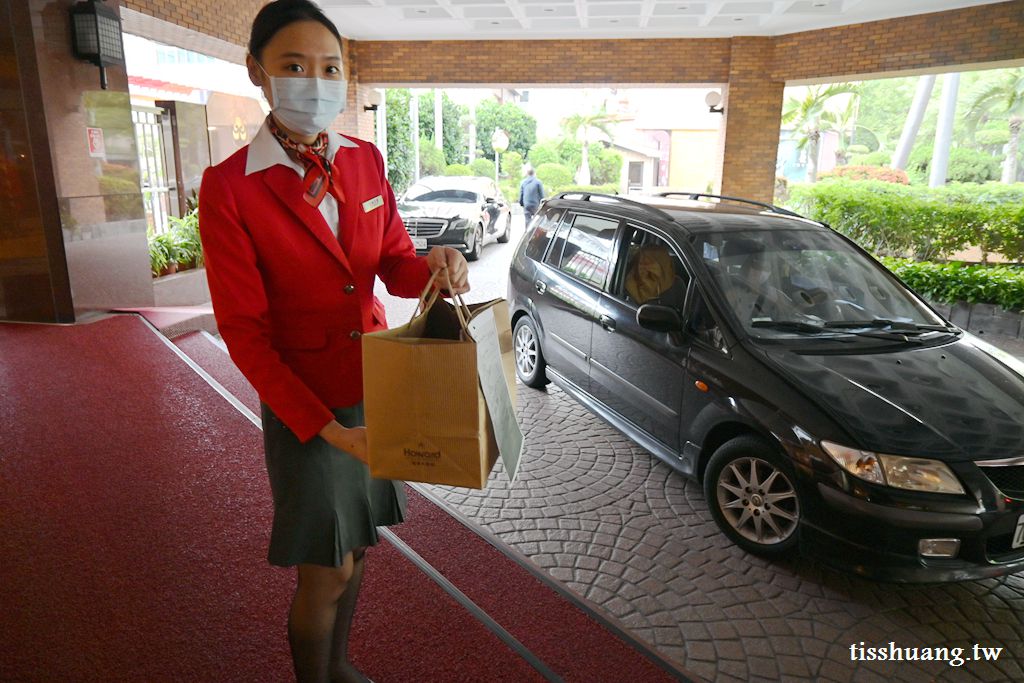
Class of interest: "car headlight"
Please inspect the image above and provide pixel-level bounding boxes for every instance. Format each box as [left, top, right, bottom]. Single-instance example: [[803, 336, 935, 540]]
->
[[821, 441, 965, 494]]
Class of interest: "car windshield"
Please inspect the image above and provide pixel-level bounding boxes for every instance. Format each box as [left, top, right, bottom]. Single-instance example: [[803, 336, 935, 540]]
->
[[403, 185, 479, 203], [694, 228, 950, 340]]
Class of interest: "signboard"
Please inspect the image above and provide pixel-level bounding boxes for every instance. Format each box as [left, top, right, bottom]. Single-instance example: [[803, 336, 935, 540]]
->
[[86, 127, 105, 159]]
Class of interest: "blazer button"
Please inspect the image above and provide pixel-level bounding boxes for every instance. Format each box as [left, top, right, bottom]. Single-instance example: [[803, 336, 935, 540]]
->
[[344, 284, 355, 294], [350, 330, 362, 339]]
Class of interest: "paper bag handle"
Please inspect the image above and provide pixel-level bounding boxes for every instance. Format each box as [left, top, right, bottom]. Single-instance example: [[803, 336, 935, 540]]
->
[[410, 268, 472, 332]]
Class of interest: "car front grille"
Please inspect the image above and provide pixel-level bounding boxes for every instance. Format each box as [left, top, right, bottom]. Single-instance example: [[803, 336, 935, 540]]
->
[[979, 464, 1024, 499], [404, 218, 447, 238]]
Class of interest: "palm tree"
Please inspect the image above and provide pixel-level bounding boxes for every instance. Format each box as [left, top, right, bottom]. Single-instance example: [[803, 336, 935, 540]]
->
[[562, 106, 618, 186], [781, 83, 859, 182], [964, 68, 1024, 184]]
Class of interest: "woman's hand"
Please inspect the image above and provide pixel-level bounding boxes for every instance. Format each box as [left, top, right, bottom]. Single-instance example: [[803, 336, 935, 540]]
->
[[426, 246, 470, 294], [318, 420, 368, 463]]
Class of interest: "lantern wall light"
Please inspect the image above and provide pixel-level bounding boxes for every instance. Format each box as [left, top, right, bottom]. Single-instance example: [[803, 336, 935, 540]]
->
[[70, 0, 125, 90]]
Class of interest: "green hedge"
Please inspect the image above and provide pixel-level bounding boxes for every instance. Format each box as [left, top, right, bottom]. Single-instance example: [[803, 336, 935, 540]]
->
[[881, 257, 1024, 312], [788, 179, 1024, 262]]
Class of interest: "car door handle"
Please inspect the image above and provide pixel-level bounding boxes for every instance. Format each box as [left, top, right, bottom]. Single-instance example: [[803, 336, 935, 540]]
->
[[535, 280, 547, 295], [599, 315, 616, 332]]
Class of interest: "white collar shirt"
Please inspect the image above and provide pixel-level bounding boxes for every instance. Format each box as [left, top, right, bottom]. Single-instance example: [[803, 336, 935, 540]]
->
[[244, 119, 358, 237]]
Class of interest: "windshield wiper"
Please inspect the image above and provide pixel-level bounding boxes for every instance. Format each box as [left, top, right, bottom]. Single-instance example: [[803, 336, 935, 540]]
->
[[823, 319, 957, 334], [751, 320, 828, 333]]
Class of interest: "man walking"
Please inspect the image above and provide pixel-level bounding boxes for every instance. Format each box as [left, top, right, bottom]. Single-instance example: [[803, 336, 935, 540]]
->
[[518, 166, 545, 228]]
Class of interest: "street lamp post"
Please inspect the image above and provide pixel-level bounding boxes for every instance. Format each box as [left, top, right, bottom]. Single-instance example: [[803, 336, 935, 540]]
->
[[491, 128, 509, 189]]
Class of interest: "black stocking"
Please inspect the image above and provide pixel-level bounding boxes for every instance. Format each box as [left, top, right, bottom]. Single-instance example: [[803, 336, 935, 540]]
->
[[329, 548, 370, 683]]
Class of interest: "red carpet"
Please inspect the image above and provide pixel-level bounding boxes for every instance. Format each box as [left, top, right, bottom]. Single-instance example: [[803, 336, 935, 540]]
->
[[169, 321, 690, 681], [0, 316, 550, 681]]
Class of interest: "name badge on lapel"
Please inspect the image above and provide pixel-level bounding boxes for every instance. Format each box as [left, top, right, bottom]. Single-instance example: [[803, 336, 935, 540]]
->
[[362, 195, 384, 213]]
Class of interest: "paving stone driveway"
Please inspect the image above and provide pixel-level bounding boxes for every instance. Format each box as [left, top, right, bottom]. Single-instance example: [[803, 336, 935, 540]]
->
[[378, 219, 1024, 682], [426, 384, 1024, 682]]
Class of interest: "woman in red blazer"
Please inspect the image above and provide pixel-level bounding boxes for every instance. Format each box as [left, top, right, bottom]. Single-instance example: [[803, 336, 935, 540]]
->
[[199, 2, 468, 680]]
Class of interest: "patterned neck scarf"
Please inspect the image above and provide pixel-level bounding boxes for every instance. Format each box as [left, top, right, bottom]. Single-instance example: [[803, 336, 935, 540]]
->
[[267, 115, 346, 208]]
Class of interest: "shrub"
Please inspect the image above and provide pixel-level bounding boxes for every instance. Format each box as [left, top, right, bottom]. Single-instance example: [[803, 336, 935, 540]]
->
[[535, 163, 574, 194], [849, 150, 891, 167], [907, 146, 1001, 184], [880, 257, 1024, 312], [526, 141, 560, 167], [501, 150, 523, 181], [774, 176, 789, 204], [418, 137, 446, 177], [559, 183, 619, 195], [788, 179, 1024, 262], [470, 158, 496, 178], [444, 163, 473, 176], [819, 165, 909, 184]]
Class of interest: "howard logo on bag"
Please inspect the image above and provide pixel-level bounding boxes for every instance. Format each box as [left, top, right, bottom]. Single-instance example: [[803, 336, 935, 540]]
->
[[404, 443, 442, 466], [361, 274, 523, 489]]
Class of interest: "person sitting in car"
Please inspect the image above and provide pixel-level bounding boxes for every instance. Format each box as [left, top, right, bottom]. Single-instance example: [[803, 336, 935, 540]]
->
[[624, 245, 687, 310], [723, 246, 793, 323]]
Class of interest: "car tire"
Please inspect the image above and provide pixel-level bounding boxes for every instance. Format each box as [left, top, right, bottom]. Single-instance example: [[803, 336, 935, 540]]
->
[[513, 316, 549, 388], [497, 213, 511, 243], [467, 224, 484, 261], [703, 435, 802, 557]]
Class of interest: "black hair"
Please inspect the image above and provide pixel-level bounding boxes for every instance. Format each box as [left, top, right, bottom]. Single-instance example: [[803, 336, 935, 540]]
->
[[249, 0, 343, 61]]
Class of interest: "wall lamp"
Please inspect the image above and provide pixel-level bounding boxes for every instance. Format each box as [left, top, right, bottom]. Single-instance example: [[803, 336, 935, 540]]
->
[[363, 89, 383, 112], [705, 90, 725, 115], [70, 0, 125, 90]]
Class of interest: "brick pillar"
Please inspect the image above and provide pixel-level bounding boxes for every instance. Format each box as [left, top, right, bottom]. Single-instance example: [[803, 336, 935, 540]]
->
[[719, 38, 784, 205]]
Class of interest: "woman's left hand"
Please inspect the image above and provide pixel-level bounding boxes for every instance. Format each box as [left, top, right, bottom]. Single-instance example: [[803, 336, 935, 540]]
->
[[426, 246, 470, 294]]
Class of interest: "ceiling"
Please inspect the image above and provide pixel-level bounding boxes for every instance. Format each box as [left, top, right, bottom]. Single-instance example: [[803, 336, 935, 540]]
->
[[320, 0, 1007, 41]]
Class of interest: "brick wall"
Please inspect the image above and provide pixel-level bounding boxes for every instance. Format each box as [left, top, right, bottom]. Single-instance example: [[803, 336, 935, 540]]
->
[[351, 39, 731, 85], [122, 0, 263, 48], [719, 39, 784, 204], [773, 0, 1024, 83]]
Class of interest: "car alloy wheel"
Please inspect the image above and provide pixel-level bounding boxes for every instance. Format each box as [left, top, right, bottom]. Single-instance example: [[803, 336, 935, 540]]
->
[[497, 213, 511, 243], [513, 316, 549, 388], [467, 224, 484, 261], [704, 435, 801, 556]]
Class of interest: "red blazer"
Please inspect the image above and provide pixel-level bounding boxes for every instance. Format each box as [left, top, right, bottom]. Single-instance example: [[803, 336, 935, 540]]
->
[[199, 135, 430, 443]]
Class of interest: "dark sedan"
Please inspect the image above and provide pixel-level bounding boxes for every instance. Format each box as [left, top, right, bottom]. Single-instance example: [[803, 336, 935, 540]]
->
[[398, 175, 512, 261], [508, 191, 1024, 582]]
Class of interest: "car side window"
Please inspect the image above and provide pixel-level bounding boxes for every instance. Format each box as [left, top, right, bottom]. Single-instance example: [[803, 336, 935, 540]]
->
[[689, 291, 726, 351], [555, 214, 618, 289], [615, 226, 690, 311], [525, 209, 564, 261], [543, 211, 575, 267]]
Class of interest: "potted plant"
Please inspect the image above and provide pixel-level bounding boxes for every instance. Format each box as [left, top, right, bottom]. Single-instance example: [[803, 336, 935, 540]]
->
[[148, 229, 185, 277], [168, 207, 203, 270]]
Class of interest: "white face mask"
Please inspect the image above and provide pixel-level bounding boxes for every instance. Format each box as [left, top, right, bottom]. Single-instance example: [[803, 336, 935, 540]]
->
[[257, 61, 347, 136]]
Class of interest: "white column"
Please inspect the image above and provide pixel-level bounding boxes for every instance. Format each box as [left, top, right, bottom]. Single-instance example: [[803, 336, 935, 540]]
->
[[929, 73, 960, 188], [891, 75, 935, 170], [410, 91, 420, 182], [376, 89, 388, 179], [434, 89, 443, 151], [468, 101, 476, 163]]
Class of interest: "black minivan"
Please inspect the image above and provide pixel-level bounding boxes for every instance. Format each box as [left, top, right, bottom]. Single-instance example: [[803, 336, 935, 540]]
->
[[508, 192, 1024, 582]]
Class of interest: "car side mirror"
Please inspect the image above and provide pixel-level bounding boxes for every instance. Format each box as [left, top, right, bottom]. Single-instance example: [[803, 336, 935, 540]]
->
[[637, 304, 683, 332]]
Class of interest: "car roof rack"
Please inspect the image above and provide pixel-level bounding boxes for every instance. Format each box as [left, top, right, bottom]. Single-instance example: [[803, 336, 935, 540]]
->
[[653, 191, 806, 219], [551, 191, 677, 224]]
